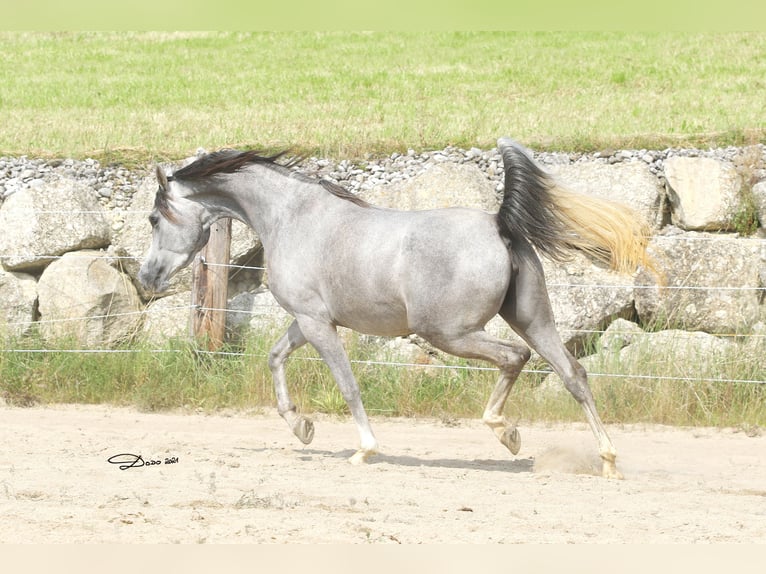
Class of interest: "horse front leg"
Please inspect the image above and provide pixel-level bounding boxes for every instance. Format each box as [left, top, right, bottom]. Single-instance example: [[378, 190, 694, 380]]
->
[[268, 319, 315, 444], [295, 315, 379, 464]]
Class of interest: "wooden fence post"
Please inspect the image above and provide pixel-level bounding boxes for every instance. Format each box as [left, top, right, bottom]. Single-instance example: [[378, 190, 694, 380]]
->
[[190, 218, 232, 351]]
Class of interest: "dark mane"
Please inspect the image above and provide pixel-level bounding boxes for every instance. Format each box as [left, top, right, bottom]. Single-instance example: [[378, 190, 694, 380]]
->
[[170, 149, 369, 208]]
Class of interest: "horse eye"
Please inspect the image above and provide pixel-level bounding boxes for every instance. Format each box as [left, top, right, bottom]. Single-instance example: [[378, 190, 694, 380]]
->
[[149, 214, 159, 227]]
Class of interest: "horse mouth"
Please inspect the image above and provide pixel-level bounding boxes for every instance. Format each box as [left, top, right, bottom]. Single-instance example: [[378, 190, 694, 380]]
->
[[137, 264, 171, 295]]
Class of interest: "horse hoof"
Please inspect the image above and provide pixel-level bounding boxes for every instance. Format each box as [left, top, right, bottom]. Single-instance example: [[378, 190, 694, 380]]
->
[[292, 416, 315, 445], [349, 449, 376, 465], [602, 460, 624, 480], [500, 426, 521, 455]]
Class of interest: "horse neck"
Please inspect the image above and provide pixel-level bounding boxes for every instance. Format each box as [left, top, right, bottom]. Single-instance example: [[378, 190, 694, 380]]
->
[[184, 167, 316, 242]]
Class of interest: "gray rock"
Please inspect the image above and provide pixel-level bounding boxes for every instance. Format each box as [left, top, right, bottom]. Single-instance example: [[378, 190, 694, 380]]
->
[[599, 318, 644, 354], [742, 321, 766, 362], [615, 329, 736, 371], [540, 328, 736, 398], [141, 292, 191, 345], [0, 180, 112, 272], [37, 250, 142, 347], [359, 162, 499, 212], [664, 156, 743, 231], [227, 288, 292, 337], [752, 180, 766, 229], [0, 268, 37, 339], [635, 232, 764, 333]]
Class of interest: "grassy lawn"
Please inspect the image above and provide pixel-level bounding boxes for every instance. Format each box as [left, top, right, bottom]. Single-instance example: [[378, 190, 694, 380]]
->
[[1, 31, 764, 162]]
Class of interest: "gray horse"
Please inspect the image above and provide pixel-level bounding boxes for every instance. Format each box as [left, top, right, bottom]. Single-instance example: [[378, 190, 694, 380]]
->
[[138, 138, 651, 479]]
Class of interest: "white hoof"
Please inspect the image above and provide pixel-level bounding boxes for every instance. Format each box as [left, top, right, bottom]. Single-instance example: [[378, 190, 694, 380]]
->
[[602, 458, 624, 480], [349, 449, 377, 465]]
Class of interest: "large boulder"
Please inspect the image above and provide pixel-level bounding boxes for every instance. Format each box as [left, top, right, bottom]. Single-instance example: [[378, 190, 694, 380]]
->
[[635, 230, 765, 333], [112, 176, 263, 300], [549, 161, 665, 230], [359, 162, 499, 212], [663, 156, 743, 231], [141, 292, 191, 345], [598, 318, 645, 355], [0, 180, 111, 272], [37, 250, 142, 347], [227, 288, 293, 338], [540, 326, 736, 397], [599, 329, 737, 391], [0, 268, 37, 339]]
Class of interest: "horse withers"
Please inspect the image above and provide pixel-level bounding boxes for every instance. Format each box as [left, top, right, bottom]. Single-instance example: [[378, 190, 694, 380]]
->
[[138, 138, 652, 479]]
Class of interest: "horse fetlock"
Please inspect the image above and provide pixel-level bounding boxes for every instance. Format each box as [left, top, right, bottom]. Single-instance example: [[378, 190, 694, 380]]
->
[[481, 413, 505, 427]]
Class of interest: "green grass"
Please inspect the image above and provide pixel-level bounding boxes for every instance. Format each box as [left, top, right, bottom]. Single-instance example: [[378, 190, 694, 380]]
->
[[1, 331, 764, 428], [1, 31, 764, 163]]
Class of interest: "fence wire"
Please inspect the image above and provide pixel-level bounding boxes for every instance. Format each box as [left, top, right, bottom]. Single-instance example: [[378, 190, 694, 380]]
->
[[1, 218, 764, 386]]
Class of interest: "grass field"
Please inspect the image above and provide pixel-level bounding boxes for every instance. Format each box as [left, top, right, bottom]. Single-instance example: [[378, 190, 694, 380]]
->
[[1, 31, 764, 162]]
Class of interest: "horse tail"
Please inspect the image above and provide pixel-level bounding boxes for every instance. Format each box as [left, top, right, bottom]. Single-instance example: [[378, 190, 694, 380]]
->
[[495, 137, 653, 275]]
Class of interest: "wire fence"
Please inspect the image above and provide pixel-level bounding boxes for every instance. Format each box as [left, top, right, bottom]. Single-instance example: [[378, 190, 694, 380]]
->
[[2, 261, 764, 386], [1, 210, 765, 386]]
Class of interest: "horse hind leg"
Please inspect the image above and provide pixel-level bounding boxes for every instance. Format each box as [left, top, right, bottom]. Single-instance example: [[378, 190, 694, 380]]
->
[[268, 319, 315, 445], [421, 330, 530, 455], [501, 260, 623, 479]]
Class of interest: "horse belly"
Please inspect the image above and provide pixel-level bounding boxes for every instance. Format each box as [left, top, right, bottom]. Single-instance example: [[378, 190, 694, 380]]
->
[[399, 222, 511, 333], [324, 272, 412, 337]]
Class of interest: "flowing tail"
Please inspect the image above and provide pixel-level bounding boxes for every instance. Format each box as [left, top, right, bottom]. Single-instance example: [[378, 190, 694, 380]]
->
[[495, 137, 652, 274]]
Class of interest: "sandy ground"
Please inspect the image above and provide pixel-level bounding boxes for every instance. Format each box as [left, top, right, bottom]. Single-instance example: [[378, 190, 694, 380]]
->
[[1, 403, 765, 544]]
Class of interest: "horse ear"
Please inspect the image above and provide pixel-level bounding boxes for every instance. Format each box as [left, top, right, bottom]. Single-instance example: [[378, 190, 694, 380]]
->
[[156, 165, 169, 193]]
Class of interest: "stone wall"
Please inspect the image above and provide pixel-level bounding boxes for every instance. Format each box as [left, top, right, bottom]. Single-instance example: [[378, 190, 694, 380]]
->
[[1, 146, 764, 364]]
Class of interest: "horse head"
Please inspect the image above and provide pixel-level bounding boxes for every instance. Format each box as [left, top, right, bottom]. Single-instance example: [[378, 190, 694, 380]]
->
[[137, 166, 211, 294]]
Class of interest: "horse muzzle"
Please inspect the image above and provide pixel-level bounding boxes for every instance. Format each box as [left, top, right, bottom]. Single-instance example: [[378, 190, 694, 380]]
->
[[137, 262, 171, 294]]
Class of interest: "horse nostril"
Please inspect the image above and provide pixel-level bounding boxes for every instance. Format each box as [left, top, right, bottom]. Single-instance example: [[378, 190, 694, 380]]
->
[[138, 264, 163, 292]]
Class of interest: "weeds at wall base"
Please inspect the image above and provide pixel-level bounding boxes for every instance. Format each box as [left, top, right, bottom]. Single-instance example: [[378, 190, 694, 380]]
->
[[1, 331, 763, 430]]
